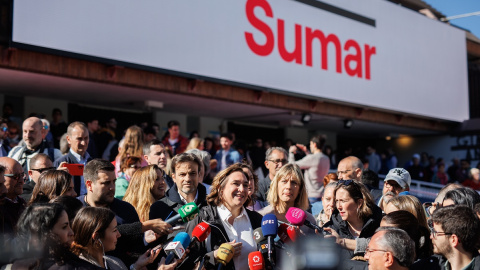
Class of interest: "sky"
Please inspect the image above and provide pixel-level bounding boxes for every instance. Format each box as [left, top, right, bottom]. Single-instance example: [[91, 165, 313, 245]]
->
[[422, 0, 480, 38]]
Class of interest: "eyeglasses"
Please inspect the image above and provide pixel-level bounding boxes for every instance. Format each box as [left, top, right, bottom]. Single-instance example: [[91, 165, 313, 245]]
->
[[337, 169, 352, 175], [4, 172, 26, 180], [338, 180, 354, 186], [31, 167, 56, 173], [428, 220, 452, 239], [0, 127, 7, 132], [365, 247, 388, 255], [268, 159, 288, 165]]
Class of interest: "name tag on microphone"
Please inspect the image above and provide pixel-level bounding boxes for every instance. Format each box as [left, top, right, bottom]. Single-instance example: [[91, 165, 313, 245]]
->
[[164, 241, 186, 259]]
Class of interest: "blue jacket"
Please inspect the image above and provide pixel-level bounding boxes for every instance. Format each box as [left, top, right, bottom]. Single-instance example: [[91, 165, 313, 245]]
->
[[214, 148, 242, 172]]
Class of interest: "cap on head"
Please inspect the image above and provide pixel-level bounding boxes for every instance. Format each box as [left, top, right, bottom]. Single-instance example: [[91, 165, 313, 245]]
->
[[385, 168, 411, 189]]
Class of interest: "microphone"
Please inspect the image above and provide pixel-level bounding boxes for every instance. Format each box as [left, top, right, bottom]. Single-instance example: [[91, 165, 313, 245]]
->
[[254, 227, 273, 269], [189, 222, 211, 248], [248, 251, 265, 270], [261, 214, 278, 267], [286, 207, 324, 235], [164, 202, 199, 225], [164, 232, 191, 264], [215, 243, 234, 270], [277, 223, 292, 244]]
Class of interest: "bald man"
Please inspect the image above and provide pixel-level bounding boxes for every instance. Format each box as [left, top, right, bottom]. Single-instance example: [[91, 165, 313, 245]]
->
[[0, 157, 26, 235], [337, 156, 363, 181], [8, 117, 62, 174]]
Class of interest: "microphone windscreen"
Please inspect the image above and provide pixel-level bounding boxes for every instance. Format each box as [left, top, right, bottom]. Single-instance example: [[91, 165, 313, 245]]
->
[[192, 222, 211, 242], [217, 243, 234, 265], [253, 228, 265, 244], [178, 202, 199, 222], [287, 225, 298, 242], [285, 207, 306, 226], [261, 214, 278, 237], [248, 251, 265, 270], [173, 232, 191, 248], [277, 223, 292, 244]]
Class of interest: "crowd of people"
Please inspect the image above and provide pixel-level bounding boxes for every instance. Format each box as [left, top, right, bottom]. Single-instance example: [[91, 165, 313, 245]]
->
[[1, 109, 480, 270]]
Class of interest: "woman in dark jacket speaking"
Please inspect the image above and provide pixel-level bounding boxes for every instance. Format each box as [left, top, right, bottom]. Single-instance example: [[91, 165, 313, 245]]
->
[[324, 179, 383, 258], [181, 163, 263, 270]]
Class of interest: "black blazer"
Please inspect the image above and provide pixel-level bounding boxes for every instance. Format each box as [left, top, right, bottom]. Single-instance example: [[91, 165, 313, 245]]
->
[[54, 151, 92, 196]]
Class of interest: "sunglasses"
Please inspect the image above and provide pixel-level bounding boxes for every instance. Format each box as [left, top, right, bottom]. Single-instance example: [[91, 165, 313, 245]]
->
[[31, 167, 56, 173], [4, 172, 26, 180], [0, 127, 7, 132]]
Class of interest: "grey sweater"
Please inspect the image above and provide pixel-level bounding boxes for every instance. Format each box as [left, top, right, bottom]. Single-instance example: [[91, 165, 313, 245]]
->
[[288, 152, 330, 198]]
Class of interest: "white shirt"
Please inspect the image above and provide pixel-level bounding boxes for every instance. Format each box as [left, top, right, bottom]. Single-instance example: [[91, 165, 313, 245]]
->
[[70, 149, 90, 196], [177, 189, 198, 205], [214, 204, 257, 270]]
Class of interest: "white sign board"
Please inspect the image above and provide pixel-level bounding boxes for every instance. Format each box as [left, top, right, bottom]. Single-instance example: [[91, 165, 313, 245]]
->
[[11, 0, 469, 122]]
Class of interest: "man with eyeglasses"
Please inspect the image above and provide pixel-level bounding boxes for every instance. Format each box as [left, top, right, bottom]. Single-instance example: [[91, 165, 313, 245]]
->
[[8, 117, 62, 175], [365, 227, 415, 270], [289, 135, 330, 204], [0, 157, 26, 235], [256, 146, 288, 208], [377, 168, 411, 211], [20, 153, 55, 202], [412, 205, 480, 270], [54, 121, 93, 196], [336, 156, 364, 181]]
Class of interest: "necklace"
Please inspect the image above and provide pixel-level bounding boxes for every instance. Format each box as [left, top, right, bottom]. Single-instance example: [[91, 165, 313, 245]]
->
[[348, 222, 361, 236]]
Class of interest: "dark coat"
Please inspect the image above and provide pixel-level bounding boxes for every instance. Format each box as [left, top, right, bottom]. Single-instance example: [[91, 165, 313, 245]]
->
[[324, 204, 383, 258], [149, 183, 208, 221], [178, 205, 263, 270], [411, 253, 480, 270], [54, 152, 93, 196]]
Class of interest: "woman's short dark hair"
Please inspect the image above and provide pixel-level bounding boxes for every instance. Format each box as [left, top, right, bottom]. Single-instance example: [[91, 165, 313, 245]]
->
[[49, 196, 83, 222], [71, 207, 116, 255], [29, 170, 74, 205]]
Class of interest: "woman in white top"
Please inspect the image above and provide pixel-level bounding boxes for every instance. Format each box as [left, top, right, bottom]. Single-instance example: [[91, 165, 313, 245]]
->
[[183, 163, 263, 270]]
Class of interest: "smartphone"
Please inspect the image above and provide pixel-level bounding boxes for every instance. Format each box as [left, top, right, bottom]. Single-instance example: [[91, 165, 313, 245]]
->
[[62, 163, 84, 176]]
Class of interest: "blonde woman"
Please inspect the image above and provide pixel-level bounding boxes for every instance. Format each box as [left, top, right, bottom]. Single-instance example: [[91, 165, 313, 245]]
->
[[114, 125, 146, 177], [123, 165, 166, 222], [258, 163, 315, 233], [384, 195, 429, 229], [186, 137, 205, 151]]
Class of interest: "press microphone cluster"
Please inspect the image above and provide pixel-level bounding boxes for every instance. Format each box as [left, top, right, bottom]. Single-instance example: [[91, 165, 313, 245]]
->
[[164, 202, 199, 225]]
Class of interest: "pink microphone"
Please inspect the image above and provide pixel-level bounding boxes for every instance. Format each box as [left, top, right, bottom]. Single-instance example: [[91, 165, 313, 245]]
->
[[285, 207, 306, 226]]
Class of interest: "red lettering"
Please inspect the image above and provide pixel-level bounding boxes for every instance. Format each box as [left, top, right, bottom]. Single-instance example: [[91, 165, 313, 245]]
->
[[364, 44, 376, 80], [244, 0, 275, 56], [277, 19, 302, 64], [305, 27, 342, 73], [344, 39, 362, 78]]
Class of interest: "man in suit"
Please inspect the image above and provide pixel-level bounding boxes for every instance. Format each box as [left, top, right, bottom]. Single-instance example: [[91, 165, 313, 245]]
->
[[54, 121, 92, 196]]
